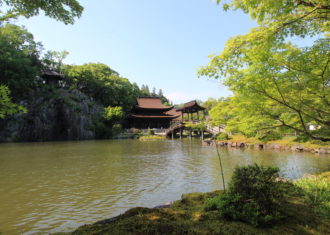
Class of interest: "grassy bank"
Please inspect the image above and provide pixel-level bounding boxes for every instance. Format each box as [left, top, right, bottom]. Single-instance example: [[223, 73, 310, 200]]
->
[[61, 172, 330, 235], [139, 135, 166, 141]]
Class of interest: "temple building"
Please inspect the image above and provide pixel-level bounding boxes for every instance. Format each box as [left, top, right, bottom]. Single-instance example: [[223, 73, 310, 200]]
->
[[177, 100, 206, 121], [41, 70, 63, 86], [127, 97, 181, 129]]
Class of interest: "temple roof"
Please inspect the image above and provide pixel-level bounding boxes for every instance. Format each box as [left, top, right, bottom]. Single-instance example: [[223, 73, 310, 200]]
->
[[130, 114, 178, 119], [135, 97, 173, 110], [176, 100, 205, 112], [41, 70, 63, 80], [165, 108, 182, 119]]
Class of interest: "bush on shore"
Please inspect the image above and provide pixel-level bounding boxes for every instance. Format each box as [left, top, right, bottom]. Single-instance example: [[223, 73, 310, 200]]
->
[[205, 164, 286, 227], [294, 172, 330, 219]]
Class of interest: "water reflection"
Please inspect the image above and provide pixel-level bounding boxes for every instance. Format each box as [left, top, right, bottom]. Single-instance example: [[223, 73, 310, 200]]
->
[[0, 139, 329, 234]]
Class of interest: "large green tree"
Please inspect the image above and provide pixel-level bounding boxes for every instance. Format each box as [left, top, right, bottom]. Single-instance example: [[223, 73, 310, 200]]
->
[[64, 63, 141, 111], [0, 24, 41, 99], [0, 0, 83, 24], [200, 0, 330, 141]]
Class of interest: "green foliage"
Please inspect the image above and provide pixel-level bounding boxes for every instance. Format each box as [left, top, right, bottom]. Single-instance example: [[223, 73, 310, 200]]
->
[[215, 0, 329, 38], [217, 164, 285, 227], [0, 85, 26, 118], [204, 195, 222, 211], [112, 124, 122, 136], [139, 135, 165, 141], [256, 130, 282, 142], [64, 63, 140, 110], [147, 129, 155, 135], [42, 50, 69, 72], [140, 85, 169, 104], [71, 190, 330, 235], [215, 132, 229, 141], [0, 24, 41, 99], [185, 121, 207, 131], [202, 97, 218, 116], [0, 0, 83, 24], [294, 173, 330, 219], [200, 0, 330, 142], [103, 106, 124, 123]]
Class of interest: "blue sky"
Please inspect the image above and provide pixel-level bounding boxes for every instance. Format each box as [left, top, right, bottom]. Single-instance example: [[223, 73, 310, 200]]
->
[[18, 0, 256, 104]]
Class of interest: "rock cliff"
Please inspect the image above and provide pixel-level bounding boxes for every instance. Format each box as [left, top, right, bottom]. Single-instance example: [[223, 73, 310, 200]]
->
[[0, 87, 103, 142]]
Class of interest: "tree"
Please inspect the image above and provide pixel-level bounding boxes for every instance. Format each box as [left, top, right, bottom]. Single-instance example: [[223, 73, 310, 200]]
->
[[199, 0, 330, 141], [64, 63, 139, 111], [140, 84, 150, 96], [43, 50, 69, 73], [216, 0, 329, 39], [103, 106, 124, 124], [152, 87, 156, 96], [0, 85, 25, 118], [158, 89, 163, 97], [0, 0, 83, 24], [0, 24, 41, 99]]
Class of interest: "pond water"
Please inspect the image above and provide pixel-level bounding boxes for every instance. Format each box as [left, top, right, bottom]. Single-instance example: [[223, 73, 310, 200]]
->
[[0, 139, 329, 234]]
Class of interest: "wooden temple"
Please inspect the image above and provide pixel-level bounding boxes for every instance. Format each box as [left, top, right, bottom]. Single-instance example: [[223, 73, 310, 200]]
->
[[128, 97, 181, 129], [177, 100, 206, 121], [41, 70, 63, 86]]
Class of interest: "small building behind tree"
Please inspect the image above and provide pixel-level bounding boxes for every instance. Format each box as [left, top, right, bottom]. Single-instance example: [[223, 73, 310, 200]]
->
[[41, 70, 63, 86]]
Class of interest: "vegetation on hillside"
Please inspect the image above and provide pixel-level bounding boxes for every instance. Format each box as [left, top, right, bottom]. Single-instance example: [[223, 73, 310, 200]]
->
[[0, 23, 169, 137]]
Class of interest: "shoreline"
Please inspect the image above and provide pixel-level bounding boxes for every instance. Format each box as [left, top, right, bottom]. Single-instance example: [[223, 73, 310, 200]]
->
[[202, 139, 330, 155], [59, 176, 330, 235]]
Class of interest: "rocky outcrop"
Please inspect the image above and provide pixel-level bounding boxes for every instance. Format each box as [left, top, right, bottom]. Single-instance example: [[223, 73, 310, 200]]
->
[[0, 88, 103, 142]]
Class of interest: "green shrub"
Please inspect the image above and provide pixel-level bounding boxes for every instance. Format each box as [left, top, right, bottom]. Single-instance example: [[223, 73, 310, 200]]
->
[[256, 130, 282, 142], [217, 164, 285, 227], [204, 196, 222, 211], [147, 129, 155, 135], [294, 174, 330, 219], [112, 124, 122, 136], [215, 132, 229, 141], [139, 135, 165, 141]]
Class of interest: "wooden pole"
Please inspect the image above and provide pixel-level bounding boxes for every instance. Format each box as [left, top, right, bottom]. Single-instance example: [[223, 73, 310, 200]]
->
[[215, 143, 226, 192]]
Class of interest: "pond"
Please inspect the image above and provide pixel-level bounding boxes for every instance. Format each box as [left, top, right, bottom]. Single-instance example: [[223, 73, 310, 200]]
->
[[0, 139, 329, 234]]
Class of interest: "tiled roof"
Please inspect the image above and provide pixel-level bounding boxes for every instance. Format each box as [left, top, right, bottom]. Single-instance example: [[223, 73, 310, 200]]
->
[[136, 97, 173, 110], [177, 100, 205, 111]]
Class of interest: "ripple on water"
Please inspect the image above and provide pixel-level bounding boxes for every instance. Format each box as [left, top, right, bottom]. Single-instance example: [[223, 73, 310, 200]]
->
[[0, 139, 329, 234]]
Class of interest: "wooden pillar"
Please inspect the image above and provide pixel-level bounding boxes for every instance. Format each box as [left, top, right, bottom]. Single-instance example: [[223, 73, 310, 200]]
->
[[171, 130, 174, 140], [201, 130, 204, 140], [197, 111, 199, 121]]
